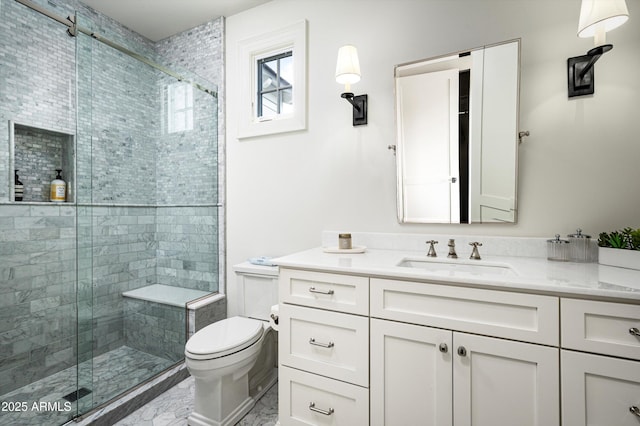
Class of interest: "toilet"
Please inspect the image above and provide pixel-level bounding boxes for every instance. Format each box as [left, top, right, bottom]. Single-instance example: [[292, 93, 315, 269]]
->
[[185, 261, 279, 426]]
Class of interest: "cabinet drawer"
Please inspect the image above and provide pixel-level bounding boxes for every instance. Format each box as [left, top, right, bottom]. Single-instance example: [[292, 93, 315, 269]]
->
[[279, 366, 369, 426], [279, 268, 369, 315], [279, 304, 369, 386], [371, 278, 559, 345], [561, 298, 640, 360]]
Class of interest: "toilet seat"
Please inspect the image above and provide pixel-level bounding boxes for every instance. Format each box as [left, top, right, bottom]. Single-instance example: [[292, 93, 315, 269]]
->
[[185, 316, 264, 360]]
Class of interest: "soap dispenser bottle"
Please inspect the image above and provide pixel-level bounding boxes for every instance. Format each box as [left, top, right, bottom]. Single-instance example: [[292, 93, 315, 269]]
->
[[14, 170, 23, 201], [50, 169, 66, 202]]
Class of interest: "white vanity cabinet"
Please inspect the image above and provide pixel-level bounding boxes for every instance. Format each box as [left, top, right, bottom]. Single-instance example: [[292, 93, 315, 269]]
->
[[560, 299, 640, 426], [276, 264, 640, 426], [278, 269, 370, 425], [370, 278, 560, 426]]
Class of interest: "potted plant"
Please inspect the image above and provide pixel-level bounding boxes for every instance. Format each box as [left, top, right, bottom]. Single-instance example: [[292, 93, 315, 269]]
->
[[597, 227, 640, 270]]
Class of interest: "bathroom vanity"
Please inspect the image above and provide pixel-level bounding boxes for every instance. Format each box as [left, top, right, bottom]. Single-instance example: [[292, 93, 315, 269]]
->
[[274, 245, 640, 426]]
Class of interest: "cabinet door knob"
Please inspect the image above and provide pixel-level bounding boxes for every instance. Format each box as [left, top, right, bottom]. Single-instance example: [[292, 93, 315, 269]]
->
[[457, 346, 467, 357], [629, 327, 640, 337], [630, 406, 640, 417], [309, 402, 334, 416], [439, 343, 448, 353]]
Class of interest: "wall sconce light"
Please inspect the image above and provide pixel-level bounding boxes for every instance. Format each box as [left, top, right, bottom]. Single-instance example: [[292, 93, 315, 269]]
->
[[568, 0, 629, 97], [336, 45, 368, 126]]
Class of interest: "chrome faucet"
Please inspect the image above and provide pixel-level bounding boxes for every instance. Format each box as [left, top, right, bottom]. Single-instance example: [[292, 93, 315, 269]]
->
[[447, 239, 458, 259], [426, 240, 438, 257], [469, 242, 483, 260]]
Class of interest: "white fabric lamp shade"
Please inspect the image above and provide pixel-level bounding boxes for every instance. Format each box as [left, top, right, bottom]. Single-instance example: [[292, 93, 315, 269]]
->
[[335, 45, 361, 85], [577, 0, 629, 39]]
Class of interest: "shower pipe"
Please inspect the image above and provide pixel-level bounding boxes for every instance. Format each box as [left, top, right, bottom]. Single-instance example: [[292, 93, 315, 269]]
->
[[14, 0, 217, 98]]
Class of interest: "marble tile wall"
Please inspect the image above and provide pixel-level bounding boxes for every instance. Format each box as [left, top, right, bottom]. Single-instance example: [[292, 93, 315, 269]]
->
[[0, 0, 76, 201], [79, 50, 159, 205], [0, 204, 77, 395], [84, 206, 158, 358], [188, 296, 228, 337], [155, 19, 222, 207], [123, 299, 186, 362], [156, 206, 218, 292], [13, 127, 74, 203], [0, 0, 224, 409]]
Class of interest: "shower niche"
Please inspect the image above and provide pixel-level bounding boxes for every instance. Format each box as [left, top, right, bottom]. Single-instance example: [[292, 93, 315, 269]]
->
[[9, 120, 75, 203]]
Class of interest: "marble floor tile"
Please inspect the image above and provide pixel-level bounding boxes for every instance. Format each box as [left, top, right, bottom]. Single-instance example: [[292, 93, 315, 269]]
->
[[114, 376, 279, 426], [0, 346, 173, 426]]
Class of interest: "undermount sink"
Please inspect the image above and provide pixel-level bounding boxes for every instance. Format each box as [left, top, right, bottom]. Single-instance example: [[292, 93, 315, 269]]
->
[[397, 257, 518, 276]]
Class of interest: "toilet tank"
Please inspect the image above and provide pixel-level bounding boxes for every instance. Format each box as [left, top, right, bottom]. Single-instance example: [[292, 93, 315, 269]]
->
[[233, 261, 279, 321]]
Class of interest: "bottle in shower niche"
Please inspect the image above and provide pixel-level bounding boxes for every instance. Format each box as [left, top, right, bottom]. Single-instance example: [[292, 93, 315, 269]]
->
[[14, 170, 23, 201], [50, 169, 66, 202]]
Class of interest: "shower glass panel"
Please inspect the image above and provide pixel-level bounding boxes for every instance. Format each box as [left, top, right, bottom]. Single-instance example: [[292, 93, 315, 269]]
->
[[0, 1, 219, 423], [0, 1, 79, 425], [75, 12, 219, 414]]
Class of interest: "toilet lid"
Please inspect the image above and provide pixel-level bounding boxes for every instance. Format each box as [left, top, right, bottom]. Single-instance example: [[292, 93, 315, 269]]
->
[[185, 316, 264, 359]]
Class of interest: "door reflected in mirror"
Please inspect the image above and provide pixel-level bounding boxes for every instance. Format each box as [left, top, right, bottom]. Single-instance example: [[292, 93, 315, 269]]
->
[[394, 39, 520, 224]]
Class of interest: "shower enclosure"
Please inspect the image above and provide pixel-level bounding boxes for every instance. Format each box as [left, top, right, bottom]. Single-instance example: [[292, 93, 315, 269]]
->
[[0, 1, 222, 424]]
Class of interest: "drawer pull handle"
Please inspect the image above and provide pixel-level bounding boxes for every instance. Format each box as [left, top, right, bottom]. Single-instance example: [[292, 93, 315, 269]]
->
[[309, 338, 334, 348], [630, 327, 640, 337], [309, 402, 334, 416], [439, 343, 448, 353], [457, 346, 467, 357], [309, 287, 334, 295], [630, 406, 640, 417]]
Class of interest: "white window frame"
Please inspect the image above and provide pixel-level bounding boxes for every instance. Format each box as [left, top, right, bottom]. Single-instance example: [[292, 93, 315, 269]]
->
[[238, 20, 307, 139]]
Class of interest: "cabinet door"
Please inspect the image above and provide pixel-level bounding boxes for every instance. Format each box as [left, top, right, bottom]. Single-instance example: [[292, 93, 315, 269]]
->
[[370, 318, 452, 426], [562, 350, 640, 426], [453, 332, 559, 426]]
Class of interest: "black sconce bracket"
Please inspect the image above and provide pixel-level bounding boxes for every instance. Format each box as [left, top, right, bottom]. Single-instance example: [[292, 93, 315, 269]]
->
[[567, 44, 613, 98], [341, 92, 368, 126]]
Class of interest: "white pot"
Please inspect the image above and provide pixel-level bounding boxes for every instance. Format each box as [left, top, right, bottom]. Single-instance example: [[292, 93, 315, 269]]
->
[[598, 247, 640, 271]]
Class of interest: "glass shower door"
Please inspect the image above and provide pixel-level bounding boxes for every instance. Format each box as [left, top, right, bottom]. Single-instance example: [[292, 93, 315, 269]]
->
[[74, 11, 219, 418]]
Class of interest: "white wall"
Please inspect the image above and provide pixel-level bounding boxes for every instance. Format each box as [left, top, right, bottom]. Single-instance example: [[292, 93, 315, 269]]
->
[[225, 0, 640, 315]]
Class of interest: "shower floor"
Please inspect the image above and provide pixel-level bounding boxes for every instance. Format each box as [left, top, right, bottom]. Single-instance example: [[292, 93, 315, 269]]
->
[[0, 346, 174, 426]]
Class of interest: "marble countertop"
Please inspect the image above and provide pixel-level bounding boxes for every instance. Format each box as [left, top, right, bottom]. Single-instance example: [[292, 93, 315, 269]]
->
[[273, 247, 640, 302]]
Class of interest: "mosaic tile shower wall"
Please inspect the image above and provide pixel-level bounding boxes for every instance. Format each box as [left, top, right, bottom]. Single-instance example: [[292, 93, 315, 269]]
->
[[0, 0, 224, 412]]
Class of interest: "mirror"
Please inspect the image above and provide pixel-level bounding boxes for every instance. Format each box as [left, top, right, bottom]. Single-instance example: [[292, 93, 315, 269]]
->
[[394, 39, 520, 224]]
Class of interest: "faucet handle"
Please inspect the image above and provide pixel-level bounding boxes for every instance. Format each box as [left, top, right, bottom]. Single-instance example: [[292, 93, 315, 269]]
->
[[425, 240, 438, 257], [469, 242, 483, 260]]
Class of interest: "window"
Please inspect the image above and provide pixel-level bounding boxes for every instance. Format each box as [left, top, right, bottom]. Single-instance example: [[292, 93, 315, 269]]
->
[[238, 20, 307, 139], [257, 51, 293, 119], [168, 83, 193, 133]]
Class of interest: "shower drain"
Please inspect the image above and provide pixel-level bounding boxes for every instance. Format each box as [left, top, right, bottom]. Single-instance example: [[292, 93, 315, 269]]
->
[[62, 387, 92, 402]]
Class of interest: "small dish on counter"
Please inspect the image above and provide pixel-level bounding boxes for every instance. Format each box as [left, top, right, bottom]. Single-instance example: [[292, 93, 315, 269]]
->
[[323, 246, 367, 254]]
